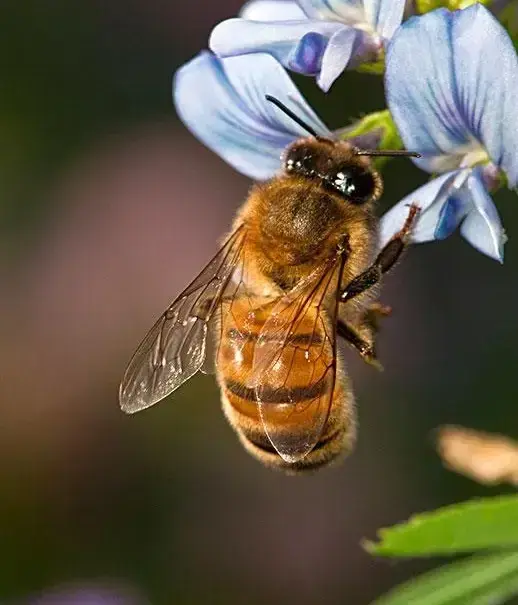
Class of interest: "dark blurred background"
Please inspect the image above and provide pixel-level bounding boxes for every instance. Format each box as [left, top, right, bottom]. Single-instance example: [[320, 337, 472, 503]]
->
[[1, 1, 518, 604]]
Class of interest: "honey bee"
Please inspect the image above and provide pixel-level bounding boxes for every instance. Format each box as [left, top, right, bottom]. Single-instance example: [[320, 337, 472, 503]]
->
[[119, 96, 419, 473]]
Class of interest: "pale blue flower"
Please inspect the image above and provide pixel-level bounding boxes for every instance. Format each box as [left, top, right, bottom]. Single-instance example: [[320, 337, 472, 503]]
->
[[209, 0, 406, 91], [173, 51, 331, 179], [380, 4, 518, 262]]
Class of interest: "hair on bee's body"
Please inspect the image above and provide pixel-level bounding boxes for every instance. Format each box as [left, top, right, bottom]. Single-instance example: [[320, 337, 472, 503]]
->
[[234, 139, 381, 292], [214, 138, 385, 472], [119, 100, 419, 474]]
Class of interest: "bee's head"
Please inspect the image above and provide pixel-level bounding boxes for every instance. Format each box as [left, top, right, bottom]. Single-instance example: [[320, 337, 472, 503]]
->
[[283, 138, 383, 206], [265, 95, 419, 206]]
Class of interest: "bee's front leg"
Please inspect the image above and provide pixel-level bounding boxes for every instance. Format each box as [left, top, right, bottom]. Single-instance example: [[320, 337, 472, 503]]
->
[[340, 203, 419, 304]]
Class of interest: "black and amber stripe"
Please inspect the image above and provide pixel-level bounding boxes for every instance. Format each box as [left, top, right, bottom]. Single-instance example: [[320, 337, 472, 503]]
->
[[217, 298, 338, 456], [225, 377, 328, 405]]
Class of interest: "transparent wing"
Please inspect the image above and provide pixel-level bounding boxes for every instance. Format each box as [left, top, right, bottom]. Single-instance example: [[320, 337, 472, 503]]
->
[[250, 254, 346, 462], [200, 308, 222, 375], [119, 227, 246, 413]]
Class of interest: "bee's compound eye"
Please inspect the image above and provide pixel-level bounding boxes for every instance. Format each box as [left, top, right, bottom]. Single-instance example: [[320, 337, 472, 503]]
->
[[331, 166, 375, 204]]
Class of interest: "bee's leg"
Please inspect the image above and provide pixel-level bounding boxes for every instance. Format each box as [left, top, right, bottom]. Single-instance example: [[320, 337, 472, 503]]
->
[[364, 302, 392, 333], [337, 319, 383, 371], [340, 203, 419, 304]]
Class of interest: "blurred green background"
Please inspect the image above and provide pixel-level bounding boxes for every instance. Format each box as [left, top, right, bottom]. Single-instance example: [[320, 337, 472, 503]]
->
[[2, 1, 518, 603]]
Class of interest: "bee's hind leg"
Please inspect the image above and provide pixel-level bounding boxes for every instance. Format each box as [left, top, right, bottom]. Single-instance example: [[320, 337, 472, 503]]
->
[[340, 203, 419, 304], [337, 319, 383, 371]]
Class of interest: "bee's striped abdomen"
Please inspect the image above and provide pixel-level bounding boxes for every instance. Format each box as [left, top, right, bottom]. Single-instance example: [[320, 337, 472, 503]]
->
[[217, 299, 355, 471]]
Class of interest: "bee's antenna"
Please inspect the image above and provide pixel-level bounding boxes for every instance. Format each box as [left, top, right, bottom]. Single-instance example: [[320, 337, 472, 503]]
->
[[265, 95, 319, 138], [265, 96, 421, 158], [356, 149, 421, 158]]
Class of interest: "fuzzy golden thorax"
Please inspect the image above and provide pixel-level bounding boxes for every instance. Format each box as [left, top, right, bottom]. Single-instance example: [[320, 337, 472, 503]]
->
[[237, 138, 382, 290]]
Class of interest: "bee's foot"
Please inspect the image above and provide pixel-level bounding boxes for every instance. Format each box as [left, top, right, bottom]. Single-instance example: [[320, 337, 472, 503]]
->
[[359, 344, 384, 372]]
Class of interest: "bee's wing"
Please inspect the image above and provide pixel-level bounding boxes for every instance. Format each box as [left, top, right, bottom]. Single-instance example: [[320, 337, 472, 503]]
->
[[250, 254, 346, 463], [119, 227, 246, 413], [199, 307, 222, 375]]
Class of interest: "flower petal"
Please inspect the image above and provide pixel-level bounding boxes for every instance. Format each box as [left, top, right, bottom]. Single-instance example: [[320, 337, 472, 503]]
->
[[173, 52, 331, 180], [363, 0, 405, 39], [386, 5, 518, 185], [380, 168, 505, 262], [289, 31, 328, 74], [460, 167, 506, 262], [379, 171, 467, 247], [451, 4, 518, 187], [434, 193, 467, 240], [298, 0, 365, 24], [240, 0, 306, 20], [318, 27, 372, 91], [210, 18, 343, 77], [385, 9, 474, 174]]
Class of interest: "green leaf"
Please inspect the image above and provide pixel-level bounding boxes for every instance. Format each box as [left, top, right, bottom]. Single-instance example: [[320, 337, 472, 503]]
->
[[366, 495, 518, 557], [415, 0, 490, 12], [415, 0, 447, 12], [371, 551, 518, 605], [356, 58, 385, 75], [498, 3, 518, 50], [338, 109, 405, 169]]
